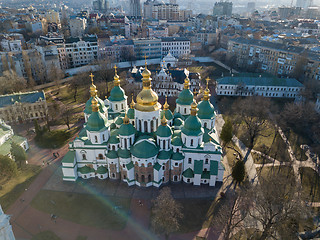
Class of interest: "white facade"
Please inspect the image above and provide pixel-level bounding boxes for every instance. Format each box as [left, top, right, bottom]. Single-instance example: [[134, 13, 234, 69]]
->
[[161, 37, 191, 58], [0, 205, 15, 240], [69, 17, 87, 38]]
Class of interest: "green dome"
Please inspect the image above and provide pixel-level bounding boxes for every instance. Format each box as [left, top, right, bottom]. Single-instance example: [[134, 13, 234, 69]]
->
[[96, 166, 108, 174], [108, 135, 120, 144], [173, 111, 183, 119], [131, 136, 159, 158], [115, 117, 123, 125], [176, 89, 193, 105], [156, 125, 172, 137], [172, 152, 184, 160], [172, 136, 183, 146], [118, 123, 136, 136], [173, 118, 183, 126], [172, 130, 181, 138], [110, 123, 116, 129], [182, 115, 203, 136], [127, 108, 135, 119], [84, 96, 106, 114], [86, 112, 108, 132], [106, 150, 118, 159], [109, 86, 125, 102], [160, 109, 173, 121], [157, 150, 172, 160], [198, 100, 214, 119], [118, 148, 131, 158]]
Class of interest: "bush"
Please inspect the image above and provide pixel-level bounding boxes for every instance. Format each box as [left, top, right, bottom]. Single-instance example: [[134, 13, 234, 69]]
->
[[0, 155, 17, 179], [220, 120, 233, 145], [232, 160, 245, 184], [35, 130, 71, 149]]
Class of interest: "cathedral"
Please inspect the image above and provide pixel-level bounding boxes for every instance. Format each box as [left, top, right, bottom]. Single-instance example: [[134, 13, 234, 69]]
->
[[62, 62, 224, 187]]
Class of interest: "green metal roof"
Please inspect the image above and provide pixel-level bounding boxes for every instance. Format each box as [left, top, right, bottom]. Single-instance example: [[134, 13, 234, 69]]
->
[[201, 171, 210, 179], [173, 111, 183, 119], [127, 108, 135, 119], [176, 89, 194, 105], [160, 109, 173, 121], [194, 160, 203, 174], [106, 150, 118, 159], [86, 112, 108, 132], [96, 166, 108, 174], [172, 136, 183, 146], [182, 168, 194, 178], [157, 150, 172, 160], [126, 161, 134, 170], [217, 73, 304, 87], [197, 100, 214, 119], [156, 124, 172, 137], [61, 151, 75, 164], [108, 135, 120, 144], [109, 86, 126, 102], [115, 117, 123, 125], [173, 118, 183, 126], [110, 123, 116, 129], [210, 160, 218, 175], [130, 136, 159, 158], [78, 166, 95, 174], [84, 96, 106, 114], [154, 162, 161, 171], [118, 148, 131, 158], [171, 152, 184, 160], [172, 130, 181, 138], [118, 123, 136, 136], [182, 115, 203, 136], [0, 135, 27, 156], [0, 91, 45, 108]]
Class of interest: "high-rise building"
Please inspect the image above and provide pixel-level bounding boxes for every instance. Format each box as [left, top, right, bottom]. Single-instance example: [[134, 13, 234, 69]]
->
[[144, 0, 158, 19], [247, 2, 255, 12], [296, 0, 313, 9], [129, 0, 141, 17], [93, 0, 109, 11], [213, 1, 233, 17], [152, 3, 180, 20]]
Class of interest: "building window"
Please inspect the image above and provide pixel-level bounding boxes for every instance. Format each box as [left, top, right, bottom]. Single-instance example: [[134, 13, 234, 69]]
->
[[141, 175, 145, 183], [162, 165, 165, 170], [188, 158, 192, 164], [205, 159, 209, 164], [175, 162, 178, 166], [187, 178, 190, 183], [103, 134, 105, 141], [95, 136, 98, 143], [148, 174, 151, 182], [190, 139, 193, 146], [112, 173, 115, 178], [98, 154, 103, 159], [123, 164, 125, 168], [82, 154, 86, 160]]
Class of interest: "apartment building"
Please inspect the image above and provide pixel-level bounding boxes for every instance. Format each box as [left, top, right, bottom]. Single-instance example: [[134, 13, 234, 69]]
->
[[65, 36, 98, 68], [161, 37, 190, 58], [133, 38, 161, 60], [227, 37, 320, 80], [152, 3, 180, 21], [99, 40, 134, 62]]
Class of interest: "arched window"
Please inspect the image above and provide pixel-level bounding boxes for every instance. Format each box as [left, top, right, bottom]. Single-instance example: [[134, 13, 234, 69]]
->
[[123, 164, 125, 168], [136, 173, 139, 181], [141, 175, 145, 183], [103, 134, 105, 141], [162, 176, 165, 182], [98, 154, 103, 159], [151, 120, 154, 132], [204, 122, 207, 129], [177, 148, 179, 153], [144, 121, 148, 132], [121, 103, 124, 109], [139, 120, 142, 131], [115, 104, 118, 110], [124, 139, 127, 149], [82, 154, 86, 160], [184, 108, 186, 114], [148, 174, 151, 182], [112, 145, 115, 150], [95, 136, 98, 143], [174, 175, 178, 181], [112, 173, 115, 178], [190, 139, 193, 146], [205, 158, 209, 164]]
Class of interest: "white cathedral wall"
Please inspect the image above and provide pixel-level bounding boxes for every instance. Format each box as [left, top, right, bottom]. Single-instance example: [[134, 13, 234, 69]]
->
[[119, 134, 135, 149], [181, 133, 203, 148], [135, 109, 160, 133], [62, 167, 77, 181], [210, 175, 217, 186], [157, 136, 171, 151], [109, 99, 128, 113], [176, 103, 191, 115], [75, 148, 107, 163], [194, 174, 201, 185]]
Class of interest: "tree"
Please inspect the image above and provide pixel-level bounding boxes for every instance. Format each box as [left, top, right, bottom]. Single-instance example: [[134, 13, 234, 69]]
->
[[231, 160, 245, 184], [0, 155, 17, 179], [151, 187, 183, 240], [61, 104, 72, 130], [232, 97, 272, 152], [0, 71, 27, 95], [214, 189, 250, 240], [220, 120, 233, 146], [10, 142, 27, 168], [248, 173, 310, 240]]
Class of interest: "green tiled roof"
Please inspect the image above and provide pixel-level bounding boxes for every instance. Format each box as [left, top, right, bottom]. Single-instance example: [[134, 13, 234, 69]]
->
[[176, 89, 194, 105], [115, 117, 123, 125], [86, 112, 108, 132], [210, 161, 218, 175], [61, 151, 75, 164], [198, 100, 214, 119], [154, 162, 161, 171], [194, 160, 203, 174], [84, 96, 106, 114], [160, 109, 173, 120], [217, 73, 304, 87], [171, 152, 184, 160], [78, 166, 95, 174], [109, 86, 126, 101], [182, 168, 194, 178], [118, 148, 131, 158], [182, 115, 203, 136], [106, 150, 118, 159], [96, 166, 108, 174], [157, 150, 172, 160], [108, 135, 120, 144], [110, 123, 116, 129], [173, 118, 183, 126], [127, 108, 135, 119], [126, 161, 134, 170], [118, 123, 136, 136], [201, 171, 210, 179], [172, 130, 181, 138]]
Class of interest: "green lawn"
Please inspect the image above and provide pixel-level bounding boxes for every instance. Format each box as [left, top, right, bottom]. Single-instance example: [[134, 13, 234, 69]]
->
[[31, 190, 131, 230], [177, 198, 214, 233], [300, 167, 320, 202], [256, 166, 294, 182], [31, 231, 61, 240], [0, 164, 41, 211]]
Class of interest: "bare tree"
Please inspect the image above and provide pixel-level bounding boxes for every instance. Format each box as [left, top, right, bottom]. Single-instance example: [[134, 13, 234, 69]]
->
[[61, 104, 72, 129], [0, 71, 27, 94], [151, 187, 183, 240]]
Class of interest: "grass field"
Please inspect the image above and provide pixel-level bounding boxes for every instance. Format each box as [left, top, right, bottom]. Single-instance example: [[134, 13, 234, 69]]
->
[[256, 166, 294, 182], [31, 190, 131, 230], [31, 231, 61, 240], [0, 164, 41, 211]]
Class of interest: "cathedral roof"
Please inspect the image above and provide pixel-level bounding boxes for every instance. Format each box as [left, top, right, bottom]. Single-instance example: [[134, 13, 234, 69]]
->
[[109, 86, 126, 102], [176, 78, 194, 105], [182, 168, 194, 178], [131, 136, 159, 158], [118, 148, 131, 158], [171, 152, 184, 160], [86, 99, 108, 132], [156, 124, 172, 138], [106, 150, 118, 158], [96, 166, 108, 174], [84, 96, 106, 114], [181, 103, 203, 136], [172, 136, 183, 146], [160, 109, 173, 121], [118, 122, 136, 136], [157, 150, 172, 160], [197, 100, 215, 119], [127, 108, 135, 119], [108, 135, 120, 144]]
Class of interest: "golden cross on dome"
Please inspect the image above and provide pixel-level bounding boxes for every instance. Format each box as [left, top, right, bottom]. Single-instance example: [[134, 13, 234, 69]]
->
[[206, 77, 210, 89], [114, 65, 117, 74], [89, 73, 94, 84], [144, 54, 148, 66]]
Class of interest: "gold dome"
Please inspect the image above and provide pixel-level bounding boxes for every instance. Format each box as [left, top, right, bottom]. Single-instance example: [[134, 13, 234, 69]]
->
[[123, 114, 129, 124], [203, 77, 211, 101], [91, 97, 99, 112], [190, 101, 198, 116], [135, 61, 161, 112], [163, 96, 169, 110], [113, 65, 120, 86], [130, 94, 135, 109], [161, 115, 168, 126], [184, 77, 190, 89]]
